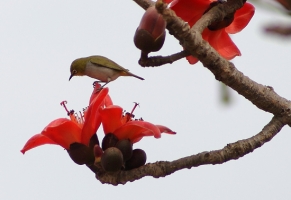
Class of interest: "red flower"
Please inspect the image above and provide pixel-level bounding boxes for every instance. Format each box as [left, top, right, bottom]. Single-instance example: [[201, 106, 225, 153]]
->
[[100, 103, 176, 143], [20, 84, 109, 154], [165, 0, 255, 64]]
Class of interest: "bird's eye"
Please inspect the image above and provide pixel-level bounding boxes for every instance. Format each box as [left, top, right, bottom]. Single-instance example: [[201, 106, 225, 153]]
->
[[73, 70, 77, 74]]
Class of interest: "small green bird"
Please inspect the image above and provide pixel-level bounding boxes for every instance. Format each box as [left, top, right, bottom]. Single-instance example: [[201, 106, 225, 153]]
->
[[69, 56, 144, 86]]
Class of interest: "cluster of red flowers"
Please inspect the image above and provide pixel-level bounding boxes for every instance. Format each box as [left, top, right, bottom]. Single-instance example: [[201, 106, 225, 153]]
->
[[22, 0, 256, 172], [21, 83, 176, 170]]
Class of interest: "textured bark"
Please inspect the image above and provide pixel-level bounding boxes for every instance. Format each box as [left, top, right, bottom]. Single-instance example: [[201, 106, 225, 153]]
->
[[154, 0, 291, 121], [139, 50, 191, 67], [93, 116, 285, 185]]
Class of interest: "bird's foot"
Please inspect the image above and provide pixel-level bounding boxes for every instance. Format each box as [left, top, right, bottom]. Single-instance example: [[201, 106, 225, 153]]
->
[[93, 81, 109, 93]]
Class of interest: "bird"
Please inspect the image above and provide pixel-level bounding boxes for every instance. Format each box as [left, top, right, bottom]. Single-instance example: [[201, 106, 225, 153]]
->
[[69, 56, 144, 87]]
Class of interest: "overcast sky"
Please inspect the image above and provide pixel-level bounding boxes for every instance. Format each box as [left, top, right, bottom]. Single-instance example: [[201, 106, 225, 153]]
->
[[1, 1, 291, 199]]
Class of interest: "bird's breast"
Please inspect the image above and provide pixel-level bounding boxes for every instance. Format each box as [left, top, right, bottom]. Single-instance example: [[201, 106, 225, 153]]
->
[[85, 62, 120, 82]]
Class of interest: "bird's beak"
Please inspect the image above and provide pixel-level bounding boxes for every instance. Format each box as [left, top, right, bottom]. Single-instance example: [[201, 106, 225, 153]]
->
[[69, 73, 74, 81]]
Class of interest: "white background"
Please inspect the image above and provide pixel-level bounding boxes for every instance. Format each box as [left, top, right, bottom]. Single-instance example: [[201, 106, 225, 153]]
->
[[1, 1, 291, 199]]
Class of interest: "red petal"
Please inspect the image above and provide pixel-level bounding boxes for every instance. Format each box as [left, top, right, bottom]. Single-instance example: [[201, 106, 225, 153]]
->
[[156, 125, 176, 134], [20, 134, 57, 154], [100, 105, 123, 134], [170, 0, 209, 27], [186, 56, 199, 64], [225, 3, 255, 34], [205, 29, 241, 60], [42, 118, 82, 149], [132, 137, 142, 143], [81, 88, 109, 145], [113, 121, 160, 143], [104, 95, 113, 107], [89, 83, 102, 104]]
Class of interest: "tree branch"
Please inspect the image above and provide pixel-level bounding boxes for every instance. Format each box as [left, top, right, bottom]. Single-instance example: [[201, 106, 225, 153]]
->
[[265, 24, 291, 36], [92, 116, 285, 185], [133, 0, 154, 10], [152, 0, 291, 124], [90, 0, 291, 185], [139, 50, 191, 67]]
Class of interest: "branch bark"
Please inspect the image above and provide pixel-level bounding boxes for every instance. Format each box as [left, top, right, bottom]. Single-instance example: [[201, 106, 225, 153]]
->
[[93, 116, 286, 185], [135, 0, 291, 124], [139, 50, 191, 67]]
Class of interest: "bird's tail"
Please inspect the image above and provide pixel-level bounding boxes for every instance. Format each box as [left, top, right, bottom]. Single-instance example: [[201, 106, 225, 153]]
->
[[131, 73, 145, 80], [123, 71, 145, 80]]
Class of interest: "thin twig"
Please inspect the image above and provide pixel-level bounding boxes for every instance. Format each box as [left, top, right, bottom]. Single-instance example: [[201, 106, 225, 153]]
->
[[139, 50, 191, 67]]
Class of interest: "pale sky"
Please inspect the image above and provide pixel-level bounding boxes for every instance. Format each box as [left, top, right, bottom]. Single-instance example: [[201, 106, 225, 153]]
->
[[1, 1, 291, 199]]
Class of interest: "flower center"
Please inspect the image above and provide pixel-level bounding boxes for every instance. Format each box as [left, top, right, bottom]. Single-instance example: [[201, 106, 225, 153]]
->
[[123, 102, 140, 123], [60, 100, 86, 127]]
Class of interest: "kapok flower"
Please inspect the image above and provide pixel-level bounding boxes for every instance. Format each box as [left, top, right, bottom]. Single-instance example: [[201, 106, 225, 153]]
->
[[20, 84, 109, 154], [164, 0, 255, 64], [100, 102, 176, 143]]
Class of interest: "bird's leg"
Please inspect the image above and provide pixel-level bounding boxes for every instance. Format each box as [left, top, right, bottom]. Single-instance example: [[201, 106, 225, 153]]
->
[[94, 81, 111, 93], [100, 81, 110, 89]]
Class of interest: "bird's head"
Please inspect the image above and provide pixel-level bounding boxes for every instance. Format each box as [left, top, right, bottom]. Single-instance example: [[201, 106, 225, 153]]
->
[[69, 58, 88, 81]]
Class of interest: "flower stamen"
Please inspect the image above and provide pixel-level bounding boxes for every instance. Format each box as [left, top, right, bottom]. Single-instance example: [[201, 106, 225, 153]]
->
[[124, 102, 139, 122], [130, 102, 139, 116], [79, 111, 85, 123], [60, 101, 69, 114]]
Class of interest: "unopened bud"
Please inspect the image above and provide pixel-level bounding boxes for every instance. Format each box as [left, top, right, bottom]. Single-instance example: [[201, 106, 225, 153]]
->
[[125, 149, 146, 170], [101, 133, 119, 151], [134, 6, 166, 53], [67, 143, 94, 165], [101, 147, 123, 172], [116, 139, 133, 161]]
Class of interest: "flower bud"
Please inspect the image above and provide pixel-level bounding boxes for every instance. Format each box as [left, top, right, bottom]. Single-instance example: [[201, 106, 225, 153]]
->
[[89, 133, 99, 149], [125, 149, 146, 170], [134, 6, 166, 53], [101, 133, 119, 151], [101, 147, 123, 172], [116, 139, 133, 161], [67, 143, 94, 165]]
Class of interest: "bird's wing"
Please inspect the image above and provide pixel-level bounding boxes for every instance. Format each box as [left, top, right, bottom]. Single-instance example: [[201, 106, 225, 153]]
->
[[90, 56, 129, 72]]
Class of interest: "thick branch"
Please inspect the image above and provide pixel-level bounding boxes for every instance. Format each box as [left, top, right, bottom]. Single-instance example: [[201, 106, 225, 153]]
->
[[192, 0, 244, 33], [152, 0, 291, 124], [93, 116, 285, 185], [89, 0, 291, 185]]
